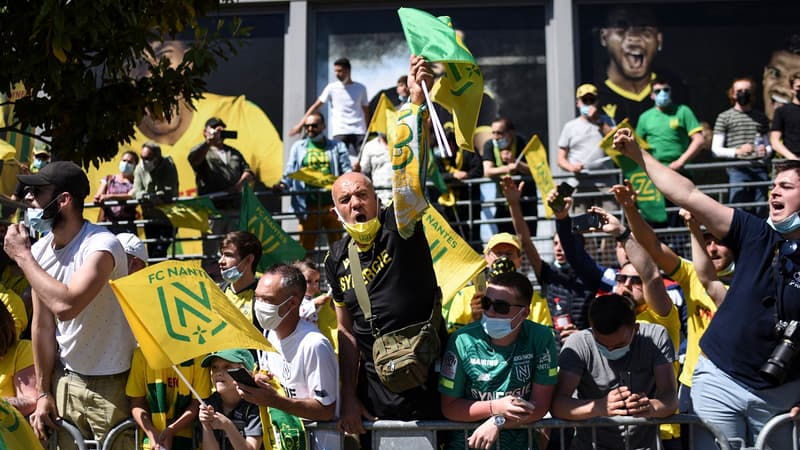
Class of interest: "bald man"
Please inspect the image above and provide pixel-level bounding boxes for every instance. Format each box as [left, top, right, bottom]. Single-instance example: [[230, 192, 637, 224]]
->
[[324, 56, 446, 444]]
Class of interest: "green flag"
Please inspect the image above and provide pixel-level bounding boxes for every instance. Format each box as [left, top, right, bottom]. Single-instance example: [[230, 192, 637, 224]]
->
[[239, 184, 305, 271], [398, 8, 475, 63]]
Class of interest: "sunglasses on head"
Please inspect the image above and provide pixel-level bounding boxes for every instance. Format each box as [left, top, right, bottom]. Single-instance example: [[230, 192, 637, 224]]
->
[[615, 274, 643, 285], [481, 296, 525, 314]]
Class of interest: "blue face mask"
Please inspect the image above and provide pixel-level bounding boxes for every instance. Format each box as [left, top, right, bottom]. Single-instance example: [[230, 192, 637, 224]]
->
[[32, 158, 47, 171], [220, 261, 244, 283], [655, 90, 671, 107], [597, 342, 631, 360], [119, 161, 134, 176], [480, 308, 524, 339], [25, 194, 62, 235], [494, 138, 509, 150], [767, 212, 800, 234], [579, 105, 591, 116]]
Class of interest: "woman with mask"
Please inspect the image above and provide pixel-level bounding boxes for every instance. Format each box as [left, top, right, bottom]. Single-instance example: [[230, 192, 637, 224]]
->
[[93, 150, 139, 234]]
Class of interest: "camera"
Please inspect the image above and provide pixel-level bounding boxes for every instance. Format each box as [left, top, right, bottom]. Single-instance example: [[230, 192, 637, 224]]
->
[[760, 319, 800, 385]]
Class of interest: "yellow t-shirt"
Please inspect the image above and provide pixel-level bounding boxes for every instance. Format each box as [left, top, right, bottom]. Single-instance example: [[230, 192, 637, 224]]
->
[[668, 258, 717, 387], [125, 349, 212, 444], [0, 288, 26, 338], [223, 283, 256, 322], [0, 340, 33, 398], [0, 398, 42, 450], [315, 302, 339, 355]]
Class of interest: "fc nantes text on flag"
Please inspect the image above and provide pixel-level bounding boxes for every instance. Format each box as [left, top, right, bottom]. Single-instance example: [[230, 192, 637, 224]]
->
[[422, 206, 485, 302], [398, 7, 483, 152], [599, 119, 666, 223], [110, 260, 275, 370], [240, 183, 305, 271]]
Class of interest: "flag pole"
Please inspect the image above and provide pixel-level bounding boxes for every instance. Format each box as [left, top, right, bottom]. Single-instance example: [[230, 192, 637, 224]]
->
[[171, 364, 207, 407], [421, 80, 452, 158]]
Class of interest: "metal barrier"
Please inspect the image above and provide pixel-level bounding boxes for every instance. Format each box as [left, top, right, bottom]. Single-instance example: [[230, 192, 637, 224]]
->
[[48, 420, 90, 450], [100, 419, 142, 450], [752, 413, 800, 450], [304, 414, 731, 450]]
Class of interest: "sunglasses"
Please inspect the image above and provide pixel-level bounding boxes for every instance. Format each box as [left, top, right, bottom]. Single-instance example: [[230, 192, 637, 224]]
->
[[491, 129, 507, 136], [653, 87, 670, 94], [615, 274, 643, 285], [304, 123, 321, 129], [481, 296, 525, 315]]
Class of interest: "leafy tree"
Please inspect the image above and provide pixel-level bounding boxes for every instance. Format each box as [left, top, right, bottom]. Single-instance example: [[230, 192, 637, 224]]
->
[[0, 0, 246, 168]]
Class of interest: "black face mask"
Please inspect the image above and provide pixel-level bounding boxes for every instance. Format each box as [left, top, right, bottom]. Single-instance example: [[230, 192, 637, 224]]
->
[[795, 90, 800, 102], [736, 90, 752, 106]]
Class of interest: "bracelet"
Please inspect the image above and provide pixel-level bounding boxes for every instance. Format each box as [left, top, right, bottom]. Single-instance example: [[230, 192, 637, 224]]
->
[[36, 392, 51, 401], [616, 227, 632, 242], [489, 400, 494, 416]]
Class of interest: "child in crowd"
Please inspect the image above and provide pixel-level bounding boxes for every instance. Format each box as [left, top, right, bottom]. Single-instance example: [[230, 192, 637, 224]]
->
[[199, 349, 263, 450]]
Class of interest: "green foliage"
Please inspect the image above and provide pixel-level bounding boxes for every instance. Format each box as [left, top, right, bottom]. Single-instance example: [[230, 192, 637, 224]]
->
[[0, 0, 247, 168]]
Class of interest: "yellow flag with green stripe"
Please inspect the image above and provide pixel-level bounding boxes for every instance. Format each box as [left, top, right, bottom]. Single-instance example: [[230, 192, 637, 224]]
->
[[287, 167, 337, 190], [422, 206, 486, 303], [156, 197, 220, 233], [392, 103, 430, 238], [0, 398, 42, 449], [520, 135, 556, 218], [110, 260, 276, 370]]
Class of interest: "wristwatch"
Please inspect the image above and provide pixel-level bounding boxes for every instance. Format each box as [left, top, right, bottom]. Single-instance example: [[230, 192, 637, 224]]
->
[[492, 415, 506, 427]]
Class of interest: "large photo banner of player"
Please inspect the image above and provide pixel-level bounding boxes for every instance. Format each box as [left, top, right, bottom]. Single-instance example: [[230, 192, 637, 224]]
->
[[576, 2, 800, 128]]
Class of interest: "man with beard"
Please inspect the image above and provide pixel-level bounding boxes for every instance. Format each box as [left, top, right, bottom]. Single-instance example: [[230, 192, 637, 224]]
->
[[5, 162, 136, 448], [290, 58, 369, 168], [597, 6, 663, 126]]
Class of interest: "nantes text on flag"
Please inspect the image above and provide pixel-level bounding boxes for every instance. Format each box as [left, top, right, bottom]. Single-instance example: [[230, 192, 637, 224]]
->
[[520, 135, 556, 218], [240, 184, 305, 271], [110, 260, 275, 370], [398, 7, 483, 152], [422, 206, 486, 303], [156, 196, 220, 233], [599, 119, 666, 223]]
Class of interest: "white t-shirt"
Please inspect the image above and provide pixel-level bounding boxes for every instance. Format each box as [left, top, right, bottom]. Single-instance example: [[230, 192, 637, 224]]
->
[[32, 222, 136, 375], [318, 80, 368, 136], [261, 320, 340, 450], [557, 116, 613, 170]]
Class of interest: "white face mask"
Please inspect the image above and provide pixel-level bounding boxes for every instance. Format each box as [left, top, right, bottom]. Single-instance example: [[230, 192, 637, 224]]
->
[[253, 296, 293, 330]]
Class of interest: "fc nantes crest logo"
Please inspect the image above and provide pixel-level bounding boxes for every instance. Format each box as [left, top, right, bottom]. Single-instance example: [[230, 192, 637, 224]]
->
[[158, 280, 227, 345]]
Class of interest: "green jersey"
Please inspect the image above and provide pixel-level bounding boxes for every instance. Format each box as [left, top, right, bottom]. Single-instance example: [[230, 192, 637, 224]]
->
[[439, 320, 558, 450]]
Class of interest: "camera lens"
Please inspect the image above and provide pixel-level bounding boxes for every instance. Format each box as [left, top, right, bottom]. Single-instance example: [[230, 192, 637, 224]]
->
[[760, 338, 800, 385]]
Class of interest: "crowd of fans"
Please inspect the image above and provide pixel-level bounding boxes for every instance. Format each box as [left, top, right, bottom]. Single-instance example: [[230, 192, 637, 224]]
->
[[3, 25, 800, 450]]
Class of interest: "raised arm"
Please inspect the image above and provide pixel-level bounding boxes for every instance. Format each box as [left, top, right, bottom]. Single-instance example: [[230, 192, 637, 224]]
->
[[611, 182, 680, 275], [499, 176, 542, 279], [678, 209, 728, 306], [591, 205, 673, 317], [614, 128, 733, 239]]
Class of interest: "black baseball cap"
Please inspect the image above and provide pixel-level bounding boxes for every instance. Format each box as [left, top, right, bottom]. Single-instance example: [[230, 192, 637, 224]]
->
[[18, 161, 90, 199], [205, 117, 226, 129]]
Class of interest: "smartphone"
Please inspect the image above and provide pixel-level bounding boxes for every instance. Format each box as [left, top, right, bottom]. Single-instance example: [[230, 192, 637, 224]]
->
[[227, 368, 258, 388], [548, 181, 576, 212], [220, 130, 238, 140], [571, 212, 600, 233], [513, 395, 535, 410]]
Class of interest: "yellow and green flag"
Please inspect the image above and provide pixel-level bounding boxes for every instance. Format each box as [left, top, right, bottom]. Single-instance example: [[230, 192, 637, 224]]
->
[[599, 119, 666, 223], [110, 260, 275, 370], [367, 93, 397, 137], [240, 184, 305, 271], [0, 398, 42, 449], [287, 167, 338, 191], [398, 7, 483, 152], [392, 104, 430, 238], [156, 197, 220, 233], [520, 135, 556, 218], [422, 206, 486, 303]]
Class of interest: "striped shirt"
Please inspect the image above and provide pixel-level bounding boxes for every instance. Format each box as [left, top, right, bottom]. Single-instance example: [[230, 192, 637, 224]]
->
[[713, 107, 769, 151]]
